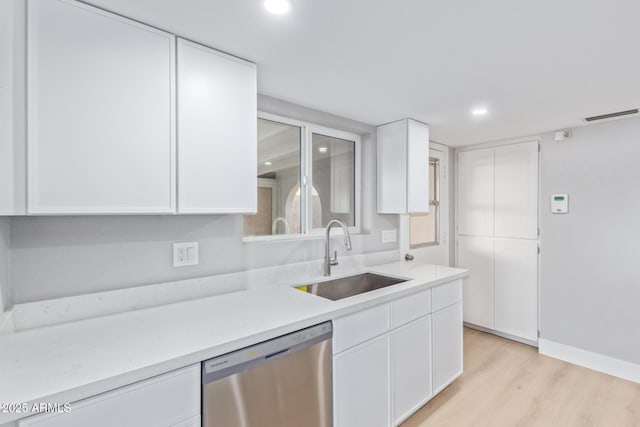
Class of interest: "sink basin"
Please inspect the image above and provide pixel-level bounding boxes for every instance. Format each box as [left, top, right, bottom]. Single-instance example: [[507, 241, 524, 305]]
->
[[299, 273, 408, 301]]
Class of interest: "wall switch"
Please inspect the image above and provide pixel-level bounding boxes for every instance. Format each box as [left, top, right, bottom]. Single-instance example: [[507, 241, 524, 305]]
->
[[382, 229, 398, 243], [173, 242, 199, 267]]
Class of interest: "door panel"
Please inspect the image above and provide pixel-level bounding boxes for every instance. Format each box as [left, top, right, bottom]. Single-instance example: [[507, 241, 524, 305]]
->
[[433, 302, 463, 393], [494, 141, 539, 239], [391, 316, 432, 425], [177, 38, 257, 213], [494, 238, 538, 341], [334, 335, 390, 427], [457, 148, 494, 237], [457, 235, 494, 329], [28, 0, 175, 213]]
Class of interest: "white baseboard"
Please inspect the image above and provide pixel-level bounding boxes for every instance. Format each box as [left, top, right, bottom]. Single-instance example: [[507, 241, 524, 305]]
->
[[539, 339, 640, 384]]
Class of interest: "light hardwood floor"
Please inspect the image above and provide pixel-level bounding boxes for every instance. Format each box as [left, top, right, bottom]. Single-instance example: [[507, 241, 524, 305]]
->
[[402, 327, 640, 427]]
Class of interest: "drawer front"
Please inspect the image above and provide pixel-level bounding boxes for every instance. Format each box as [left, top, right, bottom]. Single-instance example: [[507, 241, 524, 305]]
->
[[19, 365, 200, 427], [333, 303, 390, 354], [432, 280, 462, 312], [390, 289, 432, 329]]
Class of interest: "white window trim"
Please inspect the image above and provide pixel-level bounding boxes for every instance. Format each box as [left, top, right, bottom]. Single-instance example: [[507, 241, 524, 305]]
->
[[243, 112, 361, 243]]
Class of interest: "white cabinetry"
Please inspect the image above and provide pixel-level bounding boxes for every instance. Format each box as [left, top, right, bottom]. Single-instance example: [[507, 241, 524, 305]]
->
[[334, 334, 390, 427], [377, 119, 429, 214], [494, 239, 538, 341], [433, 302, 463, 393], [18, 365, 200, 427], [494, 142, 539, 239], [27, 0, 176, 214], [333, 282, 462, 427], [456, 140, 539, 343], [457, 148, 494, 236], [458, 236, 494, 329], [390, 316, 432, 425], [177, 38, 257, 214], [0, 0, 26, 215]]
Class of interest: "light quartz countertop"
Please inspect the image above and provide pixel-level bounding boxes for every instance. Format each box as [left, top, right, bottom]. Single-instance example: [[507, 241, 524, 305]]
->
[[0, 261, 468, 424]]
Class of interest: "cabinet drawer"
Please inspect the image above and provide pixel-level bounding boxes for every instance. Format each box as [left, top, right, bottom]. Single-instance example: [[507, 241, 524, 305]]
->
[[19, 365, 200, 427], [333, 303, 390, 354], [432, 280, 462, 312], [390, 289, 432, 329]]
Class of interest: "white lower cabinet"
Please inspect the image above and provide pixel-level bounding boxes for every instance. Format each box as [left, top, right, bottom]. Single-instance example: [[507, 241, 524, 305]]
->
[[18, 365, 200, 427], [433, 301, 463, 393], [391, 315, 432, 425], [333, 281, 462, 427], [334, 334, 391, 427]]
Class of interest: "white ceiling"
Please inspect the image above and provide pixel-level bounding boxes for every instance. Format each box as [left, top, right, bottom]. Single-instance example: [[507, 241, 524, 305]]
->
[[89, 0, 640, 146]]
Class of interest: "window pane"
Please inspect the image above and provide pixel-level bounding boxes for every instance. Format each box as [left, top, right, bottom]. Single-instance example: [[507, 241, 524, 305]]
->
[[410, 159, 438, 246], [311, 133, 355, 228], [243, 119, 301, 237]]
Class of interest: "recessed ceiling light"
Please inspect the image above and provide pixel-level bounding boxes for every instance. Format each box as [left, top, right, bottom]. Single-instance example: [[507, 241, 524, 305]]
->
[[472, 108, 488, 116], [264, 0, 292, 14], [318, 146, 328, 153], [264, 161, 272, 166]]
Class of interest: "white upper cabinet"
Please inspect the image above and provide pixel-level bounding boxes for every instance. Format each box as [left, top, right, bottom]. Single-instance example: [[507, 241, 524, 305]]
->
[[177, 38, 257, 214], [377, 119, 429, 214], [27, 0, 176, 214], [457, 148, 494, 236], [494, 141, 539, 238], [0, 0, 26, 215]]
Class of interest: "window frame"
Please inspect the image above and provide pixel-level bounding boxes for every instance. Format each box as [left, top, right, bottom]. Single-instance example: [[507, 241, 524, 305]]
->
[[409, 157, 440, 249], [243, 112, 361, 242]]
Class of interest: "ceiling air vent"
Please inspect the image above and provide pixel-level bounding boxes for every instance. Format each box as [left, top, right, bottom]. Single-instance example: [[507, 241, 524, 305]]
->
[[584, 109, 639, 122]]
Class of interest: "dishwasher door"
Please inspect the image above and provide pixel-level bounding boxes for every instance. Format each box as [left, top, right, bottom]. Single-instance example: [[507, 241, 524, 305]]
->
[[202, 322, 332, 427]]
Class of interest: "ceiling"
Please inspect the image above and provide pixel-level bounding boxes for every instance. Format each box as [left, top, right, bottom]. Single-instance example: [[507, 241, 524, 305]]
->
[[88, 0, 640, 146]]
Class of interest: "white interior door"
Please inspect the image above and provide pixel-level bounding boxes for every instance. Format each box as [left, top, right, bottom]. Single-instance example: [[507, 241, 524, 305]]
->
[[457, 148, 494, 237], [494, 238, 538, 341], [494, 141, 539, 238], [399, 144, 449, 265]]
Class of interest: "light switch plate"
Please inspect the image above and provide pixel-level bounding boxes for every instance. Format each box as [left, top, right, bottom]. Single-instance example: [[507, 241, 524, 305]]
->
[[382, 229, 398, 243], [173, 242, 199, 267]]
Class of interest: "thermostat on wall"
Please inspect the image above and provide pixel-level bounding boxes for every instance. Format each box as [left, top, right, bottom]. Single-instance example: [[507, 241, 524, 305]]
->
[[551, 194, 569, 214]]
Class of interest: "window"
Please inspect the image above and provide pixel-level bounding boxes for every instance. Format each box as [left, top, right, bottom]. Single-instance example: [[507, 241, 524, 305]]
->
[[410, 158, 439, 247], [243, 113, 360, 239]]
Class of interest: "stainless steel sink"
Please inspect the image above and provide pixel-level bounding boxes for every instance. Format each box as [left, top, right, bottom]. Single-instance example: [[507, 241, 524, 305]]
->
[[299, 273, 408, 301]]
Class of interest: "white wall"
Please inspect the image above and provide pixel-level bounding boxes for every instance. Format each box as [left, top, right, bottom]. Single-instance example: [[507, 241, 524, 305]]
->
[[0, 217, 9, 311], [540, 116, 640, 365], [8, 95, 398, 305]]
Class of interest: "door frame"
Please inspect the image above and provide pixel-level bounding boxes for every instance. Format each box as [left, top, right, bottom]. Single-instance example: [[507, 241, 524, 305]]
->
[[399, 141, 450, 266]]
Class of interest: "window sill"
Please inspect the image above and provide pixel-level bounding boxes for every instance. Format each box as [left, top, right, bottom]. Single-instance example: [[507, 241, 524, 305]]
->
[[243, 227, 362, 244]]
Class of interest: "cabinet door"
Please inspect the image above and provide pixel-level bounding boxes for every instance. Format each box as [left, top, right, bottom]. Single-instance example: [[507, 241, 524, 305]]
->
[[494, 238, 538, 341], [432, 302, 463, 394], [376, 119, 429, 214], [0, 0, 26, 215], [27, 0, 176, 214], [177, 38, 257, 214], [494, 141, 539, 239], [457, 235, 494, 329], [334, 335, 390, 427], [391, 316, 432, 426], [457, 148, 494, 236], [18, 365, 200, 427], [406, 119, 430, 213]]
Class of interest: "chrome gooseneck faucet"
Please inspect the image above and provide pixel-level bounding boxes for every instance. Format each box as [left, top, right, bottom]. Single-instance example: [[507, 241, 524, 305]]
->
[[324, 219, 352, 276]]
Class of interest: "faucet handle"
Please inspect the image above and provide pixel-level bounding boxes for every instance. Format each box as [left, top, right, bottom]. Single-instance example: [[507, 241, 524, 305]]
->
[[330, 250, 339, 266]]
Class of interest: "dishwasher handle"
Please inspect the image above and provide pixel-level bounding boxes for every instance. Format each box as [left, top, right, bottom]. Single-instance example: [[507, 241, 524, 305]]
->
[[202, 321, 332, 385]]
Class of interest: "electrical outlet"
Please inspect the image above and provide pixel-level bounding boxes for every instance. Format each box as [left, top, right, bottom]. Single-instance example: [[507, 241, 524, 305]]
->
[[382, 229, 397, 243], [173, 242, 198, 267]]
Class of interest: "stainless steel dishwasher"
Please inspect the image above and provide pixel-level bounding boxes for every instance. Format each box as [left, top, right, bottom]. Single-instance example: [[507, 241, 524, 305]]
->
[[202, 321, 333, 427]]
